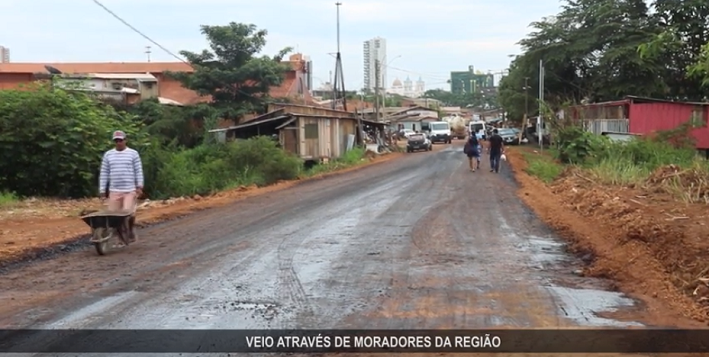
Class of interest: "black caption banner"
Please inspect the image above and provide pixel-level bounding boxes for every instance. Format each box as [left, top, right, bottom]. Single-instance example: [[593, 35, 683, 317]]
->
[[2, 329, 709, 353]]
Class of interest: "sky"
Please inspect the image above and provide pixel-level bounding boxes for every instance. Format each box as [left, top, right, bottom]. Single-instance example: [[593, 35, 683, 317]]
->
[[0, 0, 563, 91]]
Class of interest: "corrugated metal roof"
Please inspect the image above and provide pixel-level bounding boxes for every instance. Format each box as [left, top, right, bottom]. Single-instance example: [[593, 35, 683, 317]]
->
[[0, 62, 193, 74], [80, 73, 158, 81], [158, 97, 183, 106], [208, 115, 291, 132]]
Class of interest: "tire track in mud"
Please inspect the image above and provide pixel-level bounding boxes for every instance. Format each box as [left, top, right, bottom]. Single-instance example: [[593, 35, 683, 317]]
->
[[326, 148, 464, 328], [271, 163, 428, 328]]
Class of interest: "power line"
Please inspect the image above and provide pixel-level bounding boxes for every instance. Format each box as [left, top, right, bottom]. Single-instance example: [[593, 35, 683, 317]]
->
[[91, 0, 186, 64], [387, 66, 450, 80], [91, 0, 278, 104]]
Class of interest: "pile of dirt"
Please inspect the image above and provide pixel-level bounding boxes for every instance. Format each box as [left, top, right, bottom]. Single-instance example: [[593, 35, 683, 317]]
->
[[507, 148, 709, 326], [645, 165, 709, 203]]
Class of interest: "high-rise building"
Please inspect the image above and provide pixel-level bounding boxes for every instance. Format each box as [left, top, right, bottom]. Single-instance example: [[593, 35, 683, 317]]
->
[[363, 37, 387, 92], [0, 46, 10, 63], [450, 65, 494, 94]]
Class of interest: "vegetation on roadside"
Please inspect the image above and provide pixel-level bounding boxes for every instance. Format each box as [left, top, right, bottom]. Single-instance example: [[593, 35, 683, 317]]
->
[[0, 22, 379, 203], [305, 147, 367, 176], [520, 120, 709, 204], [521, 151, 563, 184]]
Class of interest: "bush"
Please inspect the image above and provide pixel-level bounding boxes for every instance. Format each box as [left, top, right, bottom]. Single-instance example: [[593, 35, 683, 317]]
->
[[548, 123, 709, 192], [145, 136, 302, 199], [0, 83, 357, 201], [0, 83, 142, 198]]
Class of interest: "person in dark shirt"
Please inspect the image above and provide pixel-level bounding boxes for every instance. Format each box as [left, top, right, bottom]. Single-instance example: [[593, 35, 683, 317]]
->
[[487, 129, 505, 173], [463, 135, 481, 172]]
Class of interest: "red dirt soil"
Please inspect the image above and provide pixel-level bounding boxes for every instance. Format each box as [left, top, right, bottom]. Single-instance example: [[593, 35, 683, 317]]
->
[[0, 152, 402, 266], [507, 147, 709, 327]]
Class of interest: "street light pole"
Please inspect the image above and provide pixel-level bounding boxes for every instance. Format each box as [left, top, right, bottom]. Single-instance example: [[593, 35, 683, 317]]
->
[[380, 55, 401, 115]]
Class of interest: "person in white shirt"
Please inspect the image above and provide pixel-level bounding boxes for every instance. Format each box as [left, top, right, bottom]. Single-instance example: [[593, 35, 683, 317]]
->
[[98, 130, 144, 242]]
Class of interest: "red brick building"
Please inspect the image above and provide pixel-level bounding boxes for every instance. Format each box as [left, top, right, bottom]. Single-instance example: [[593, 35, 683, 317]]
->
[[0, 53, 314, 106]]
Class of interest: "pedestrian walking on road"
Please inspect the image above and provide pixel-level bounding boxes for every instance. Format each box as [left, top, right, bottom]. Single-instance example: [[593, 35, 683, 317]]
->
[[98, 130, 144, 243], [463, 135, 481, 172], [487, 129, 505, 173]]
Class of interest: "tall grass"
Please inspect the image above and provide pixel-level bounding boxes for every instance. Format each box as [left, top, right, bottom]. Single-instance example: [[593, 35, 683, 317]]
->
[[522, 152, 564, 183], [0, 191, 18, 207], [537, 126, 709, 203], [587, 138, 706, 185]]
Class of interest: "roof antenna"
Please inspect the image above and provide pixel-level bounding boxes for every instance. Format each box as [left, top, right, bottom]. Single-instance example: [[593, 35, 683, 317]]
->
[[145, 46, 152, 62]]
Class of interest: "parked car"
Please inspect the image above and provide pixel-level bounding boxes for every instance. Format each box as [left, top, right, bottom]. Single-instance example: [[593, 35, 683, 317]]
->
[[497, 128, 519, 145], [397, 129, 416, 140], [406, 133, 432, 153], [508, 128, 529, 144]]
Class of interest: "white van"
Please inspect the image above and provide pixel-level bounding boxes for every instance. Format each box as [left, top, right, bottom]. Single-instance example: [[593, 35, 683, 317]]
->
[[428, 121, 452, 144], [469, 120, 486, 140]]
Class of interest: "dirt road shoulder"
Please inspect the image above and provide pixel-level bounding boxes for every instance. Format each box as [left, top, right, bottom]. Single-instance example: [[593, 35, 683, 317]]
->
[[0, 152, 402, 267], [506, 147, 709, 327]]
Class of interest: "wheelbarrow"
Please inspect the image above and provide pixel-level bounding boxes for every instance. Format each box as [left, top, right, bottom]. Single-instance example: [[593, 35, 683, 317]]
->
[[80, 204, 136, 256]]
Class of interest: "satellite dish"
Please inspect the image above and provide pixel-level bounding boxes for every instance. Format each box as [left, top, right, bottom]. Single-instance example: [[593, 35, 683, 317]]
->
[[44, 65, 62, 74]]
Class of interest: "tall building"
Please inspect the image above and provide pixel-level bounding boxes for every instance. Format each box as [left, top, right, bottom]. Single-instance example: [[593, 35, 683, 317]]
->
[[450, 65, 494, 94], [363, 37, 387, 92], [0, 46, 10, 63]]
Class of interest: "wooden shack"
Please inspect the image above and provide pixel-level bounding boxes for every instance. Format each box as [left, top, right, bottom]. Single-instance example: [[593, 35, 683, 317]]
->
[[209, 103, 386, 161]]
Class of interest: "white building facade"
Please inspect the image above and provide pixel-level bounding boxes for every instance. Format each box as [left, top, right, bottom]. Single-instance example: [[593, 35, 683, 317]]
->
[[0, 46, 10, 63], [388, 76, 425, 97], [363, 37, 387, 92]]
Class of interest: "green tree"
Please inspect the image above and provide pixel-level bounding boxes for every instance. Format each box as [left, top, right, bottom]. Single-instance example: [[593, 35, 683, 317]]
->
[[167, 22, 293, 123], [640, 0, 709, 99], [0, 83, 142, 198], [499, 0, 667, 119]]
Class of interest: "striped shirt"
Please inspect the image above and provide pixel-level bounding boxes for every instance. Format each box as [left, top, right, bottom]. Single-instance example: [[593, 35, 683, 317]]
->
[[99, 148, 144, 193]]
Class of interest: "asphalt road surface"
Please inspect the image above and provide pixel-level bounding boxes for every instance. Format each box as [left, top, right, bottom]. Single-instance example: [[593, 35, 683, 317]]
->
[[1, 142, 644, 356]]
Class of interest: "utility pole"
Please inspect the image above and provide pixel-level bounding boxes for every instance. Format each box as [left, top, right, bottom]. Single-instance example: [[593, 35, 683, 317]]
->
[[331, 2, 347, 112], [538, 59, 545, 151], [522, 77, 530, 146], [524, 77, 529, 119], [145, 46, 151, 62]]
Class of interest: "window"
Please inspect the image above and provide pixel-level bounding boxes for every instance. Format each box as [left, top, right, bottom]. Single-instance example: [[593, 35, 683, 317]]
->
[[304, 123, 318, 139], [430, 123, 449, 131]]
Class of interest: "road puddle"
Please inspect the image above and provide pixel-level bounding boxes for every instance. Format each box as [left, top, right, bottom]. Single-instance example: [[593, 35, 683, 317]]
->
[[501, 218, 644, 327]]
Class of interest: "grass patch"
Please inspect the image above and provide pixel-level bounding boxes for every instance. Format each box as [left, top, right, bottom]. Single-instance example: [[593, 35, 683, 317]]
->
[[0, 191, 18, 207], [586, 157, 651, 186], [303, 147, 368, 176], [522, 152, 564, 183], [534, 123, 709, 204]]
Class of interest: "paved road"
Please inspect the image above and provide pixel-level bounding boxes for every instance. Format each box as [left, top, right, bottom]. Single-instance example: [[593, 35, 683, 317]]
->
[[1, 142, 643, 355]]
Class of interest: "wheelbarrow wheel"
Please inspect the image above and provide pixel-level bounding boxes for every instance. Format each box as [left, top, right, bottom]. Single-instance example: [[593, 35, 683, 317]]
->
[[92, 227, 114, 255]]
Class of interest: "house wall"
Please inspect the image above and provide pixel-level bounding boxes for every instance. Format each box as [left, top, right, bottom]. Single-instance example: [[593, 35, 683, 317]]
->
[[280, 121, 299, 155], [300, 117, 320, 159], [0, 73, 33, 89], [629, 102, 709, 149], [339, 119, 356, 155], [296, 117, 357, 160], [397, 120, 423, 131]]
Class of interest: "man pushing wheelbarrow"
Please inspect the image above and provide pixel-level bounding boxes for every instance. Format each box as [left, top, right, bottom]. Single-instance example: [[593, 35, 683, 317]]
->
[[97, 130, 144, 245]]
